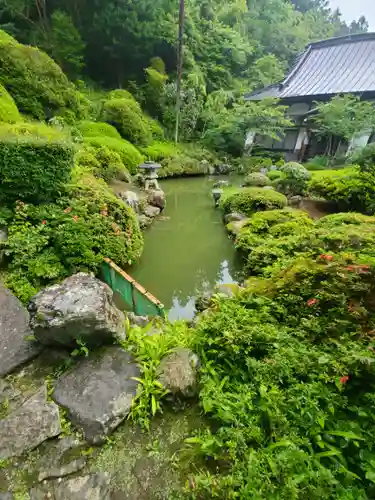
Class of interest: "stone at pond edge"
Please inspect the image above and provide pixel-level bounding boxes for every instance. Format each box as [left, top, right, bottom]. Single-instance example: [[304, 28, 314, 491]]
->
[[29, 473, 111, 500], [158, 348, 200, 397], [118, 190, 140, 213], [226, 219, 249, 236], [0, 283, 43, 377], [53, 347, 140, 444], [0, 494, 14, 500], [29, 273, 125, 349], [137, 214, 153, 229], [224, 212, 247, 224], [143, 205, 161, 218], [147, 189, 166, 211], [0, 385, 61, 459]]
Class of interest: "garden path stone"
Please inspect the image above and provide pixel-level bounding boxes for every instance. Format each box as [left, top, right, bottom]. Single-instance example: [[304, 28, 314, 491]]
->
[[30, 473, 111, 500], [158, 347, 200, 397], [0, 283, 43, 377], [28, 273, 125, 348], [53, 347, 140, 444], [0, 385, 61, 459]]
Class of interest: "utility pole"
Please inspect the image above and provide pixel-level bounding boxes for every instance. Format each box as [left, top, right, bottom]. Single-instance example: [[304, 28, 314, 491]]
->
[[175, 0, 185, 143]]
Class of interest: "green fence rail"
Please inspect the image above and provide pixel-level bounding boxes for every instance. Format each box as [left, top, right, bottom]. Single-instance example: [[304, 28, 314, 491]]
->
[[101, 258, 166, 318]]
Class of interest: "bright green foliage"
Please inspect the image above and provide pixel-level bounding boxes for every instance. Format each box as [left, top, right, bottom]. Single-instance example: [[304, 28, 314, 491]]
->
[[304, 155, 330, 170], [0, 123, 74, 204], [83, 136, 144, 174], [4, 173, 143, 302], [107, 89, 137, 101], [278, 161, 311, 195], [267, 170, 283, 181], [75, 145, 130, 183], [0, 83, 21, 123], [244, 173, 270, 187], [158, 155, 207, 178], [102, 97, 152, 146], [0, 30, 87, 120], [308, 166, 375, 214], [220, 187, 287, 216], [351, 143, 375, 172], [141, 141, 179, 161], [77, 121, 122, 140]]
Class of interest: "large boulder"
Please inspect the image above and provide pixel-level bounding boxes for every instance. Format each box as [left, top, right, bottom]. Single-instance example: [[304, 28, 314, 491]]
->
[[36, 437, 87, 482], [30, 473, 111, 500], [0, 283, 43, 377], [0, 385, 61, 459], [118, 190, 140, 213], [158, 348, 200, 397], [53, 347, 140, 444], [147, 189, 166, 211], [28, 273, 125, 348]]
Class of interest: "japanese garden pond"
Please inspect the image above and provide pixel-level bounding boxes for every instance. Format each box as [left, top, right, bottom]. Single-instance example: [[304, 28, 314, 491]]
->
[[130, 176, 243, 320]]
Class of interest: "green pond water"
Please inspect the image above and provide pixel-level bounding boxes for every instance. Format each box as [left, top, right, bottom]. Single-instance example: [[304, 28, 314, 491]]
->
[[130, 177, 242, 321]]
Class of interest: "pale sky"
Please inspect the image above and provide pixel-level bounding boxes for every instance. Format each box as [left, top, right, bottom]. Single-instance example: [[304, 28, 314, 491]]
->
[[329, 0, 375, 31]]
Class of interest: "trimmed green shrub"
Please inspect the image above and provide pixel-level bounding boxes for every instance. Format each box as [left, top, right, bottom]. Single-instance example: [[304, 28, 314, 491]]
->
[[0, 83, 21, 123], [83, 135, 144, 174], [304, 155, 329, 171], [107, 89, 137, 102], [267, 170, 283, 181], [4, 171, 143, 302], [158, 155, 207, 178], [77, 121, 122, 140], [220, 187, 287, 216], [102, 97, 152, 146], [75, 145, 130, 183], [277, 161, 311, 196], [244, 172, 270, 187], [0, 30, 87, 120], [0, 123, 74, 204]]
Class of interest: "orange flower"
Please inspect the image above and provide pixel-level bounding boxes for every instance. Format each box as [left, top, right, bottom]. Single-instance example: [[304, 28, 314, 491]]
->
[[100, 210, 108, 217], [73, 215, 79, 223], [340, 375, 349, 384], [64, 207, 72, 213], [319, 254, 333, 261], [41, 220, 47, 225]]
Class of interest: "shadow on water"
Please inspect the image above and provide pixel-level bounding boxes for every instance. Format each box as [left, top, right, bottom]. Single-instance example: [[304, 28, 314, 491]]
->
[[130, 176, 243, 320]]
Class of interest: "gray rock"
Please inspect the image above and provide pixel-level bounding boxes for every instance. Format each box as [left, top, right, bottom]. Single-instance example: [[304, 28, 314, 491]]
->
[[55, 473, 111, 500], [127, 312, 151, 328], [214, 163, 230, 175], [36, 437, 86, 482], [143, 205, 160, 218], [136, 214, 152, 229], [119, 191, 140, 213], [0, 228, 7, 242], [226, 219, 248, 236], [30, 473, 111, 500], [0, 494, 14, 500], [0, 385, 61, 459], [53, 347, 140, 444], [224, 212, 247, 224], [0, 283, 43, 377], [28, 273, 125, 349], [147, 190, 166, 211], [158, 348, 200, 397]]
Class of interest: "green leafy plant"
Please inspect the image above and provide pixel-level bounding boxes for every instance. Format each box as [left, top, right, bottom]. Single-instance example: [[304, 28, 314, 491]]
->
[[244, 172, 270, 187], [220, 187, 287, 216], [0, 83, 21, 123]]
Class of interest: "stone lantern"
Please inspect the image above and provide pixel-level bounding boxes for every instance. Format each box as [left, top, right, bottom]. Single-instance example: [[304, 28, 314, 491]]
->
[[139, 160, 162, 191]]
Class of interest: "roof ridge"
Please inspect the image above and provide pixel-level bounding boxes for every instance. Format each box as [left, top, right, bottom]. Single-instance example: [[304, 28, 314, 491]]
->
[[308, 32, 375, 50]]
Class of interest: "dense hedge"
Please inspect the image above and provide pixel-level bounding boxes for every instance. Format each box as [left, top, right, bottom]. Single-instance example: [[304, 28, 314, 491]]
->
[[0, 83, 21, 123], [0, 30, 87, 120], [0, 123, 74, 204], [244, 172, 270, 187], [75, 145, 131, 183], [84, 135, 144, 174], [77, 121, 122, 140], [220, 187, 287, 216]]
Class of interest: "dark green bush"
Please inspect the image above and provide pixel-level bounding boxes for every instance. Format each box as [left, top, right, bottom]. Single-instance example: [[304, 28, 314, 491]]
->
[[304, 155, 329, 170], [158, 155, 207, 178], [277, 161, 311, 196], [0, 30, 87, 120], [220, 187, 287, 216], [77, 121, 122, 140], [84, 135, 144, 174], [241, 155, 273, 173], [102, 97, 152, 146], [0, 123, 74, 204], [244, 172, 270, 187], [0, 83, 21, 123]]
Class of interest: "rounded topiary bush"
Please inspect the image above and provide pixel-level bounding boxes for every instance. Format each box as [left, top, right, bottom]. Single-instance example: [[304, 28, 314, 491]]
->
[[220, 187, 287, 216], [78, 121, 122, 140], [102, 97, 152, 146], [244, 172, 270, 187], [0, 29, 87, 120], [0, 83, 21, 123], [107, 89, 137, 102], [83, 136, 144, 174], [278, 161, 311, 196]]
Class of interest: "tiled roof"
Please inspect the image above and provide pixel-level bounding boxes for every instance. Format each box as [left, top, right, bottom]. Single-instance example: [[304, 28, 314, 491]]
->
[[246, 33, 375, 101]]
